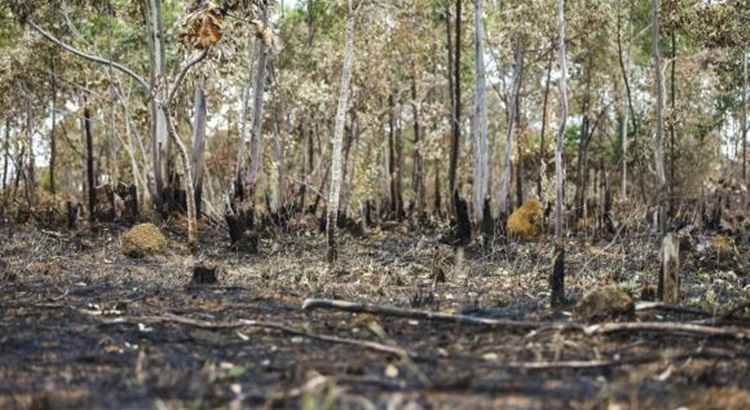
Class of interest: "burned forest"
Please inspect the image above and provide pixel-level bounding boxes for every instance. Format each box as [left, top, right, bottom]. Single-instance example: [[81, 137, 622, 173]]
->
[[2, 0, 750, 409]]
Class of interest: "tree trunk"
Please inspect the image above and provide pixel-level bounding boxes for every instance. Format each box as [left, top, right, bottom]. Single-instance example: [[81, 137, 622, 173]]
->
[[448, 0, 462, 199], [669, 28, 677, 216], [247, 6, 270, 218], [617, 7, 637, 201], [575, 53, 593, 222], [538, 50, 553, 202], [395, 104, 404, 220], [49, 55, 57, 194], [2, 119, 9, 192], [326, 0, 355, 264], [743, 49, 748, 185], [147, 0, 167, 209], [84, 104, 96, 222], [26, 98, 35, 192], [434, 159, 441, 215], [498, 36, 522, 219], [652, 0, 666, 236], [411, 74, 425, 218], [472, 0, 489, 225], [551, 0, 568, 307], [271, 109, 287, 215], [388, 93, 397, 217], [191, 84, 207, 218]]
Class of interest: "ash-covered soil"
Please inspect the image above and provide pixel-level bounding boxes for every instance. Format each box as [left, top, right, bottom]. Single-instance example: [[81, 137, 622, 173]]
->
[[2, 221, 750, 409]]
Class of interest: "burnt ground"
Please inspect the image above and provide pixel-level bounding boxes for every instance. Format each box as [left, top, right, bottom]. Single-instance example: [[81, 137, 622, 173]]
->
[[2, 220, 750, 409]]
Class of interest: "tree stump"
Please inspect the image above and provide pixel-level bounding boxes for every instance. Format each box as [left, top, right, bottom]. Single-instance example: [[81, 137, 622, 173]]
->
[[660, 233, 680, 304], [66, 201, 79, 229], [192, 263, 220, 285]]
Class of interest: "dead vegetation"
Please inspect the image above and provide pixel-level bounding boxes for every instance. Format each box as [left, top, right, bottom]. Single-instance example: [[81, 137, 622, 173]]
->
[[2, 217, 750, 409]]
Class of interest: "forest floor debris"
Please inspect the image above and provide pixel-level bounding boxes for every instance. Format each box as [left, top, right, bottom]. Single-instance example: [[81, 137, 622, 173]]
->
[[2, 222, 750, 409]]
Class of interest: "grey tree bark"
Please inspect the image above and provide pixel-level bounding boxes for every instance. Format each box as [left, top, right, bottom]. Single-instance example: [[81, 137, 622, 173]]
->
[[551, 0, 568, 307], [247, 6, 270, 206], [191, 84, 207, 218], [448, 0, 462, 199], [743, 50, 747, 184], [327, 0, 356, 264], [471, 0, 489, 224], [498, 36, 522, 219], [652, 0, 666, 236], [2, 119, 9, 192], [147, 0, 168, 207], [49, 54, 57, 194]]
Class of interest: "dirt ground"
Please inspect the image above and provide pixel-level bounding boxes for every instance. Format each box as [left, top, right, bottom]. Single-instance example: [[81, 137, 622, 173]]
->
[[2, 220, 750, 410]]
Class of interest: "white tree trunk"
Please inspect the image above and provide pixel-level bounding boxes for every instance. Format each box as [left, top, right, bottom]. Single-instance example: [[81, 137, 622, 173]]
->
[[191, 84, 207, 216], [471, 0, 489, 223], [652, 0, 666, 236], [248, 7, 271, 194], [148, 0, 167, 204], [327, 0, 356, 264]]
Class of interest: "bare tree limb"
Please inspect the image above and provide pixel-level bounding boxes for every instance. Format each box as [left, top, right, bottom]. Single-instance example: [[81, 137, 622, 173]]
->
[[167, 48, 210, 106], [27, 19, 150, 91]]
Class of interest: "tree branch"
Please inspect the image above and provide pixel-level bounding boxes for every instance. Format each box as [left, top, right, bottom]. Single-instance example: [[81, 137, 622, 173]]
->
[[167, 48, 210, 106], [27, 19, 150, 91]]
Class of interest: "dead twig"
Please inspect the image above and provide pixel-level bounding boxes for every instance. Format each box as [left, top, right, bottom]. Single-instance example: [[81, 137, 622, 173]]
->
[[302, 298, 583, 332]]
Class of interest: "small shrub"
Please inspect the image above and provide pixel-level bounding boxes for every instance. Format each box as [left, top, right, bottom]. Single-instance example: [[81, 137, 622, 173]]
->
[[120, 223, 168, 258], [507, 199, 543, 239], [574, 286, 634, 322]]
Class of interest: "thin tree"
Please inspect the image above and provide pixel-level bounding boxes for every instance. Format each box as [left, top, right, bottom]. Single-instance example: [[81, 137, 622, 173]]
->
[[551, 0, 568, 307], [538, 48, 553, 202], [83, 102, 96, 222], [49, 54, 57, 194], [498, 36, 522, 221], [2, 119, 9, 192], [743, 49, 747, 184], [448, 0, 462, 199], [191, 83, 207, 218], [327, 0, 356, 264], [652, 0, 666, 237], [471, 0, 489, 224]]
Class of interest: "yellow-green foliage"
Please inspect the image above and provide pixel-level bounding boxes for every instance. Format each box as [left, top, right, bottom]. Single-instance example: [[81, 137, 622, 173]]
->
[[507, 199, 543, 239], [574, 286, 634, 322], [121, 223, 168, 258]]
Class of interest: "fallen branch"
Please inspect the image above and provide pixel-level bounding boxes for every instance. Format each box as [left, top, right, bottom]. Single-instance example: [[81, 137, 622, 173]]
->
[[495, 348, 738, 370], [635, 301, 713, 317], [100, 313, 423, 360], [585, 321, 750, 340], [302, 298, 582, 332]]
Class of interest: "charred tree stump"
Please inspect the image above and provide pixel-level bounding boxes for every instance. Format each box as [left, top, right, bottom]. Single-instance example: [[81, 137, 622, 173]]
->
[[192, 263, 220, 285], [550, 243, 566, 307], [66, 201, 79, 230], [225, 212, 257, 254], [454, 191, 471, 246], [481, 196, 494, 249]]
